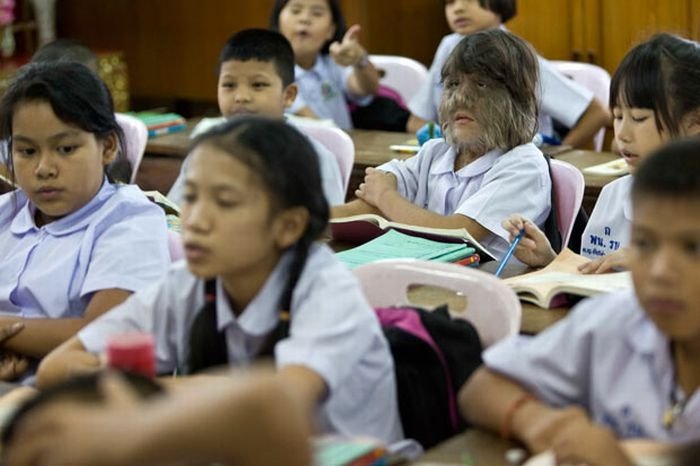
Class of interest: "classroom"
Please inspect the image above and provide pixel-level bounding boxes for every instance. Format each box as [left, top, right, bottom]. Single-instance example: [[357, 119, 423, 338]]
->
[[0, 0, 699, 464]]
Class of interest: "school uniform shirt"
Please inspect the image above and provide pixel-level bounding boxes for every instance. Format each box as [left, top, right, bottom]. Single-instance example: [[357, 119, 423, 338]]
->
[[78, 243, 403, 443], [580, 175, 632, 260], [166, 117, 345, 206], [409, 32, 594, 139], [378, 139, 551, 259], [484, 289, 700, 442], [0, 181, 170, 318], [287, 55, 373, 130]]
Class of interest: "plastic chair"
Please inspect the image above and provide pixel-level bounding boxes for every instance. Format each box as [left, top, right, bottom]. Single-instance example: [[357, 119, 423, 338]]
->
[[115, 113, 148, 183], [370, 55, 429, 105], [353, 259, 521, 347], [167, 230, 185, 262], [551, 61, 611, 152], [297, 125, 355, 193], [550, 159, 585, 249]]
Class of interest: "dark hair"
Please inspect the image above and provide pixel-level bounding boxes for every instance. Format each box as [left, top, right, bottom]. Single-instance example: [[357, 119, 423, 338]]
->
[[269, 0, 346, 55], [185, 117, 329, 374], [30, 38, 98, 69], [443, 0, 517, 23], [218, 28, 296, 87], [0, 62, 130, 183], [610, 33, 700, 138], [441, 28, 539, 148], [1, 372, 163, 449], [632, 136, 700, 201]]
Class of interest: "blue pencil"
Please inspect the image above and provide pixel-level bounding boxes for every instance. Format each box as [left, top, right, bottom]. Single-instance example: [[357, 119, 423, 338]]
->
[[494, 229, 525, 278]]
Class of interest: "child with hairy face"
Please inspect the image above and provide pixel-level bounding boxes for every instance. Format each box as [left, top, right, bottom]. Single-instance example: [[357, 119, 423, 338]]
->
[[332, 29, 550, 261]]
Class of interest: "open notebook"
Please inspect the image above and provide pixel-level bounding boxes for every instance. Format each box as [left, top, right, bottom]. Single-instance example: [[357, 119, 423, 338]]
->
[[503, 249, 632, 308], [331, 214, 495, 262], [336, 229, 476, 269]]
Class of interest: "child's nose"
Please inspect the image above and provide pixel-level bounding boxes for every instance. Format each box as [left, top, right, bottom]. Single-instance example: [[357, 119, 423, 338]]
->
[[34, 153, 58, 179], [234, 88, 252, 103]]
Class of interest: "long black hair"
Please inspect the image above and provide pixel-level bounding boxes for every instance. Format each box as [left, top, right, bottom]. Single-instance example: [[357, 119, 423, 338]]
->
[[0, 62, 129, 183], [269, 0, 347, 55], [185, 117, 329, 374]]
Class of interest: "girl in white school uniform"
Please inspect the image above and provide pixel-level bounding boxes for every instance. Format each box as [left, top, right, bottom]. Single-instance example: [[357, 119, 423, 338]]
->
[[332, 29, 551, 261], [270, 0, 380, 129], [37, 117, 403, 443], [503, 33, 700, 274], [0, 63, 169, 381]]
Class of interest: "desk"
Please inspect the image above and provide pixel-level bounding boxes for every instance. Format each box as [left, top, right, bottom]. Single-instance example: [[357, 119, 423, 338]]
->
[[139, 120, 199, 193], [413, 429, 517, 465]]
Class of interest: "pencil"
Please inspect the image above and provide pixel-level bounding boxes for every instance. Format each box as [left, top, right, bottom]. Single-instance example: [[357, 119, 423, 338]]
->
[[494, 229, 525, 278]]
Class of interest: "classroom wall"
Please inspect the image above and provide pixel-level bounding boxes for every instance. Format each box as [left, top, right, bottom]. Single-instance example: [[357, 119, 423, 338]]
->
[[56, 0, 699, 111]]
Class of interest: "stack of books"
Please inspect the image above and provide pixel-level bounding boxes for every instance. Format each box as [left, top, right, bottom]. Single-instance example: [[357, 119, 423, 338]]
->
[[131, 112, 187, 138]]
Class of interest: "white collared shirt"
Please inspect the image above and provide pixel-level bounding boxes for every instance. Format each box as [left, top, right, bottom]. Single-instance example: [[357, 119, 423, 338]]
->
[[484, 289, 700, 442], [378, 139, 551, 259], [288, 55, 372, 130], [580, 175, 633, 259], [0, 181, 170, 318], [166, 117, 345, 206], [79, 243, 403, 443], [409, 32, 593, 138]]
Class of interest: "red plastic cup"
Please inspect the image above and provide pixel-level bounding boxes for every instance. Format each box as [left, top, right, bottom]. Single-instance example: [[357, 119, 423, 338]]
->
[[106, 332, 156, 378]]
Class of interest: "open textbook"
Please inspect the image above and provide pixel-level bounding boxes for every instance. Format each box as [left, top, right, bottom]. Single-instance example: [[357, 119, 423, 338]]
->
[[503, 249, 632, 308], [331, 213, 496, 262]]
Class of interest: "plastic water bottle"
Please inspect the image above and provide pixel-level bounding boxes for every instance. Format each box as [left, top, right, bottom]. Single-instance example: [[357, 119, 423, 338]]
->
[[106, 332, 156, 378]]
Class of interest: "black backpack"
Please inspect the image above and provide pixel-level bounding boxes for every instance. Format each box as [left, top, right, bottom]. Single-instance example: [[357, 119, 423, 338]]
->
[[375, 305, 483, 449]]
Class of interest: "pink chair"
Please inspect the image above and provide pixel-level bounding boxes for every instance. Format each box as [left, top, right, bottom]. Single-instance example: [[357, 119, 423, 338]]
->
[[167, 230, 185, 262], [551, 61, 611, 152], [115, 113, 148, 183], [353, 259, 521, 347], [297, 125, 355, 193], [370, 55, 429, 104], [550, 159, 585, 249]]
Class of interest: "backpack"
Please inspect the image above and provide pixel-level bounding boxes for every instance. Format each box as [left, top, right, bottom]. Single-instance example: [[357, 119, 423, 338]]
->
[[375, 305, 483, 449]]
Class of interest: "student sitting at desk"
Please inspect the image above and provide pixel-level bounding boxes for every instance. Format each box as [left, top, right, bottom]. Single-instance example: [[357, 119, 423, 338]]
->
[[332, 29, 551, 261], [503, 33, 700, 273], [269, 0, 380, 129], [0, 63, 169, 382], [36, 118, 403, 444], [166, 28, 344, 206], [406, 0, 610, 149], [460, 138, 700, 463]]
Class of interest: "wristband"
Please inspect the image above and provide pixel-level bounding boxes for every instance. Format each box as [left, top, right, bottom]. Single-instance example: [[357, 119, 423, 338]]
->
[[354, 53, 370, 69], [500, 392, 536, 440]]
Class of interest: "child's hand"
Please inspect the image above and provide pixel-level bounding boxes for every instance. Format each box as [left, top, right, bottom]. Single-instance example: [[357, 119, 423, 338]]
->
[[501, 215, 557, 267], [329, 24, 368, 67], [578, 248, 629, 274], [552, 423, 634, 466], [0, 321, 24, 345], [355, 168, 397, 208], [0, 351, 29, 381]]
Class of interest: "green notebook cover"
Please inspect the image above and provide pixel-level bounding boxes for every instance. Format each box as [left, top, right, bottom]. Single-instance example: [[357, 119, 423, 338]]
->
[[337, 230, 476, 269]]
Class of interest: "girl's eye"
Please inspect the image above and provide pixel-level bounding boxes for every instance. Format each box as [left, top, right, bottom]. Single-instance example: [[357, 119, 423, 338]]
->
[[631, 115, 649, 123], [216, 199, 237, 209], [444, 79, 459, 89], [182, 193, 196, 204], [13, 147, 35, 157], [631, 235, 655, 253], [476, 81, 487, 89], [683, 239, 700, 256], [221, 82, 235, 89]]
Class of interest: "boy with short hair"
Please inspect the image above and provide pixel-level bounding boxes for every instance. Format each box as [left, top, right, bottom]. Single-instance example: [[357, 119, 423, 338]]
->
[[459, 137, 700, 461], [167, 28, 344, 206], [407, 0, 610, 149]]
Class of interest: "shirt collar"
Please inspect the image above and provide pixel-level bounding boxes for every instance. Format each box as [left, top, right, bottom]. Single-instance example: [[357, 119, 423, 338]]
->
[[295, 56, 326, 79], [215, 250, 294, 336], [432, 145, 503, 177], [10, 179, 114, 236]]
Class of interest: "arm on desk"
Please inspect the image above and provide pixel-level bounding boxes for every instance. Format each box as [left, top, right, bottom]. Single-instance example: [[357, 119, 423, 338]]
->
[[0, 289, 131, 360], [406, 113, 427, 134], [35, 337, 102, 389], [458, 367, 591, 454], [6, 368, 314, 466], [562, 98, 611, 149]]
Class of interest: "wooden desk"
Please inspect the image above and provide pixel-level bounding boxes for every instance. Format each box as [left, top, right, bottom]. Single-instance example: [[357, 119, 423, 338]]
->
[[140, 120, 199, 193], [413, 429, 518, 466]]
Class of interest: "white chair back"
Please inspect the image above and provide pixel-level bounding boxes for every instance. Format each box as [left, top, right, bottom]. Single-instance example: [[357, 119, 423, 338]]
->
[[370, 55, 429, 104], [297, 125, 355, 193], [116, 113, 148, 183]]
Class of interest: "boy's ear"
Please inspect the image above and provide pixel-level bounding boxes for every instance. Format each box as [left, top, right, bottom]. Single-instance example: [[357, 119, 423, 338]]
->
[[283, 83, 298, 110], [100, 132, 119, 165], [272, 206, 310, 250]]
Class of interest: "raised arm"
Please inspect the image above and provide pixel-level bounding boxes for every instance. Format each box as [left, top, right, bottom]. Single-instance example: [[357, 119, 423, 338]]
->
[[561, 97, 611, 149], [331, 25, 379, 96]]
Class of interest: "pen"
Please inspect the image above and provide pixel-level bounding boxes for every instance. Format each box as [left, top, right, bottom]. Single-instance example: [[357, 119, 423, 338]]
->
[[428, 121, 435, 139], [494, 229, 525, 278]]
